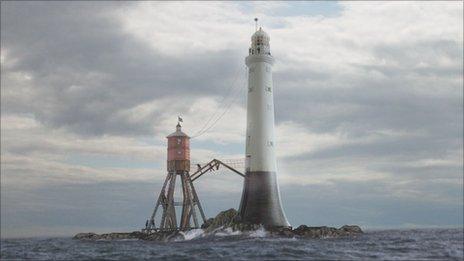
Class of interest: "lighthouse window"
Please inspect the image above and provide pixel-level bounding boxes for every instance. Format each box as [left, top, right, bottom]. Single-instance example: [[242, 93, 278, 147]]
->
[[177, 151, 182, 155], [248, 86, 253, 93], [266, 86, 272, 92], [177, 138, 181, 144], [249, 67, 255, 73]]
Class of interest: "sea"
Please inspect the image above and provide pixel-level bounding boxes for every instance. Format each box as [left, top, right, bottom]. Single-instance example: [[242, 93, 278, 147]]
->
[[1, 228, 463, 260]]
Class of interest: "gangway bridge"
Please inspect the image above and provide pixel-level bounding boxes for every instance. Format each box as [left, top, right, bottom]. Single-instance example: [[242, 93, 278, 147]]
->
[[190, 158, 245, 182]]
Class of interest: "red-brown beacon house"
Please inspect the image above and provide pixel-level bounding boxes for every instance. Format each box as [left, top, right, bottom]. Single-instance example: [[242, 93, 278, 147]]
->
[[167, 123, 190, 173]]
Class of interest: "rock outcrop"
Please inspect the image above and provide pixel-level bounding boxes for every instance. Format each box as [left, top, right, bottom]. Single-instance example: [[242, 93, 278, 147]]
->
[[201, 208, 260, 232], [290, 225, 362, 238], [73, 208, 363, 241], [200, 208, 363, 238], [73, 231, 147, 240]]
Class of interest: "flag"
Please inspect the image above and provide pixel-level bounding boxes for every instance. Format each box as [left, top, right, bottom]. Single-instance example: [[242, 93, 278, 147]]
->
[[178, 116, 183, 122]]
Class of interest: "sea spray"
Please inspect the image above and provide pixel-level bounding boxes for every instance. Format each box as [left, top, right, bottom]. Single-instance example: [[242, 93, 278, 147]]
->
[[249, 226, 267, 238], [215, 227, 242, 237]]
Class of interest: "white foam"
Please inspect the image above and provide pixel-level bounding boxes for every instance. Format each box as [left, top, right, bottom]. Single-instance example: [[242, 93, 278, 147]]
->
[[248, 226, 267, 238], [214, 227, 242, 237], [179, 229, 205, 241], [175, 225, 271, 241]]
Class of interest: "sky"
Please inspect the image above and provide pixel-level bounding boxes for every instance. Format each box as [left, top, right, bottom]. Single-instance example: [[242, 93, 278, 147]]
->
[[1, 1, 463, 238]]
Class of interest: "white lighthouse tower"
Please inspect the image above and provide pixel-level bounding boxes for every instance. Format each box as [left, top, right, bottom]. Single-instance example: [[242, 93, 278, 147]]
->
[[239, 21, 291, 227]]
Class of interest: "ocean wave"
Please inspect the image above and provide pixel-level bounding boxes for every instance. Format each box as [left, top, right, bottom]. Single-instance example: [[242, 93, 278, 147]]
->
[[248, 226, 267, 238], [178, 229, 205, 241], [2, 229, 462, 260]]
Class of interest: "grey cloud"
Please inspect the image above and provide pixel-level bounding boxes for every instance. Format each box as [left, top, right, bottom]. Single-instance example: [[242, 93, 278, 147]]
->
[[3, 2, 461, 144], [289, 134, 460, 162], [2, 2, 245, 137], [273, 42, 462, 164], [273, 37, 462, 137]]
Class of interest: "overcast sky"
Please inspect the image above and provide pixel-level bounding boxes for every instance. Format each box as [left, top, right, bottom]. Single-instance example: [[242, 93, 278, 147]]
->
[[1, 1, 463, 238]]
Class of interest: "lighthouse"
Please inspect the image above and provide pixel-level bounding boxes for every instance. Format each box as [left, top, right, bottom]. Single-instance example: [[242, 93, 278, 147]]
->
[[239, 24, 291, 227]]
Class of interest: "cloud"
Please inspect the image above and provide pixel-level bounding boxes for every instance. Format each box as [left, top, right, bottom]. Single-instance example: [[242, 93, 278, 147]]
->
[[1, 115, 163, 161], [1, 1, 247, 137]]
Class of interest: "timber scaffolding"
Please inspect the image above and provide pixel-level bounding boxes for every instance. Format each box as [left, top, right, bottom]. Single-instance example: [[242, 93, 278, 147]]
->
[[142, 158, 245, 233]]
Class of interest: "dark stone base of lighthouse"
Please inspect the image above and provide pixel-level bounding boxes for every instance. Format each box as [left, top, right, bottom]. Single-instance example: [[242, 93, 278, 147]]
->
[[239, 171, 290, 228]]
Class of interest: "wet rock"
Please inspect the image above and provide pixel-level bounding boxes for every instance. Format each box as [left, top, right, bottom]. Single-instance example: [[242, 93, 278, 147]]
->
[[73, 209, 363, 241], [143, 230, 183, 241], [291, 225, 363, 238], [294, 226, 337, 237], [201, 208, 265, 233], [73, 233, 99, 240], [201, 208, 240, 232], [200, 218, 214, 229], [73, 231, 145, 240], [199, 209, 363, 238], [340, 225, 363, 234], [268, 227, 294, 237]]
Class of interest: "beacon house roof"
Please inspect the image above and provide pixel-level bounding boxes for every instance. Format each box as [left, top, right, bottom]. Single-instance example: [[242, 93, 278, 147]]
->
[[167, 123, 190, 138]]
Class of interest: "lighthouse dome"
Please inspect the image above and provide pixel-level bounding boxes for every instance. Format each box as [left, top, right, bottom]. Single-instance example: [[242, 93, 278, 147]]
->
[[248, 27, 271, 56], [251, 27, 270, 42]]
